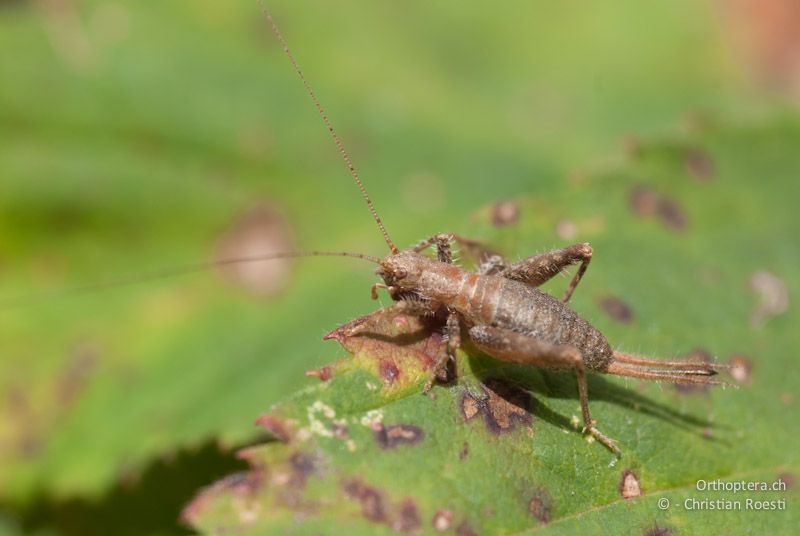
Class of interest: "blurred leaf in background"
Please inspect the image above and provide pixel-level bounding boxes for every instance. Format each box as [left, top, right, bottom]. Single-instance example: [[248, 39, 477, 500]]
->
[[0, 0, 797, 534]]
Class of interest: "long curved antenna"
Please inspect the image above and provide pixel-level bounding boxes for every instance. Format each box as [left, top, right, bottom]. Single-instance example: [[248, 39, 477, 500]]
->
[[259, 2, 399, 254], [0, 251, 379, 311]]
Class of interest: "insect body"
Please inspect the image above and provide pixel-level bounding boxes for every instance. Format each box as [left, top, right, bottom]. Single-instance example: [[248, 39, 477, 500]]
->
[[380, 248, 613, 374], [356, 242, 727, 455], [271, 7, 731, 455]]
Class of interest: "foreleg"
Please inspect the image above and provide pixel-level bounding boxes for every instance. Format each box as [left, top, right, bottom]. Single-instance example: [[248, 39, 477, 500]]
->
[[346, 300, 461, 393], [413, 233, 456, 263], [469, 324, 620, 455], [423, 313, 460, 393], [414, 233, 503, 268]]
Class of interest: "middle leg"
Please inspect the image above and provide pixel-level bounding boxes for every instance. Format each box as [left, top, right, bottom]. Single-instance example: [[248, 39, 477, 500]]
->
[[500, 243, 593, 303], [423, 312, 461, 393], [345, 300, 462, 393]]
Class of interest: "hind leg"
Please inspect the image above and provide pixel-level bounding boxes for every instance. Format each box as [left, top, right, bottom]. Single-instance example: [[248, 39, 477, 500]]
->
[[469, 325, 620, 455]]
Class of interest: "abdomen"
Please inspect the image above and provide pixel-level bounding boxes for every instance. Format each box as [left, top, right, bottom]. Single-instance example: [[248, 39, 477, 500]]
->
[[477, 277, 613, 372]]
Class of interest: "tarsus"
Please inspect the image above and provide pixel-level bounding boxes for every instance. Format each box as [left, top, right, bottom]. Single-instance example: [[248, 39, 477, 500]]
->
[[260, 3, 399, 254]]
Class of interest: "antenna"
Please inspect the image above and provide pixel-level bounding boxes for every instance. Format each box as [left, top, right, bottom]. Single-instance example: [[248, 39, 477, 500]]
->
[[259, 3, 399, 254], [2, 7, 394, 311], [0, 251, 380, 312]]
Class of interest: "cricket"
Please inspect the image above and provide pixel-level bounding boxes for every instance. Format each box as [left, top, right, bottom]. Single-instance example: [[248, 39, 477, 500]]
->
[[257, 8, 730, 456]]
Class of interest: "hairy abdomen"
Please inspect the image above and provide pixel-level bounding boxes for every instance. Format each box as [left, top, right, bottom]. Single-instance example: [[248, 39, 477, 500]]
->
[[470, 277, 613, 372]]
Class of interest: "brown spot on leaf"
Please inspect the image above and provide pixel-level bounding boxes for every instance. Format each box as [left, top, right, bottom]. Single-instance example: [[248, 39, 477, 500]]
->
[[34, 0, 100, 73], [373, 423, 425, 449], [462, 379, 533, 435], [432, 509, 454, 531], [379, 360, 401, 385], [729, 355, 753, 384], [656, 196, 687, 231], [629, 184, 660, 217], [749, 270, 788, 328], [305, 365, 333, 382], [528, 488, 553, 524], [289, 452, 315, 486], [628, 184, 687, 232], [215, 203, 293, 297], [228, 471, 264, 495], [644, 525, 673, 536], [778, 472, 795, 490], [599, 296, 634, 324], [272, 451, 319, 510], [459, 441, 469, 460], [395, 499, 422, 533], [343, 479, 387, 524], [555, 219, 578, 240], [685, 148, 715, 181], [254, 413, 292, 442], [343, 479, 425, 532], [455, 521, 479, 536], [719, 0, 800, 99], [674, 348, 714, 394], [181, 470, 264, 525], [332, 422, 350, 439], [620, 469, 642, 499], [491, 201, 520, 227]]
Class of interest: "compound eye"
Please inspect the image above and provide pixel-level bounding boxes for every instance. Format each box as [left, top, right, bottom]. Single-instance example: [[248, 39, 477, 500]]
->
[[394, 268, 408, 280]]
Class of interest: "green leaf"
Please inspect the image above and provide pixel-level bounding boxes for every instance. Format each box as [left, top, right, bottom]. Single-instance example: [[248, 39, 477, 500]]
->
[[0, 0, 796, 521], [185, 119, 799, 534]]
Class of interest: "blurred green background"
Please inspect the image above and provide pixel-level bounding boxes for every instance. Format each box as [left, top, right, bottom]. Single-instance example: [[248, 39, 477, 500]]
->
[[0, 0, 797, 534]]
